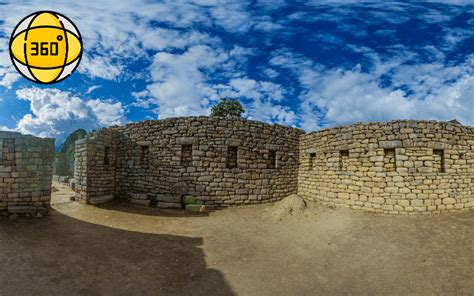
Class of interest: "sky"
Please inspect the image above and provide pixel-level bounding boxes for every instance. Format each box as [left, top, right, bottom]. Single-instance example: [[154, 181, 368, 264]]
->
[[0, 0, 473, 145]]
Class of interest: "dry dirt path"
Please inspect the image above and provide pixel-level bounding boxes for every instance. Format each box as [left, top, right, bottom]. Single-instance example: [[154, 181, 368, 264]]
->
[[0, 182, 473, 295]]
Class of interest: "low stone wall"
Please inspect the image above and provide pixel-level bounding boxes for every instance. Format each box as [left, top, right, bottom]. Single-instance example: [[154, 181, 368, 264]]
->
[[0, 131, 54, 216], [74, 117, 303, 207], [298, 120, 474, 214]]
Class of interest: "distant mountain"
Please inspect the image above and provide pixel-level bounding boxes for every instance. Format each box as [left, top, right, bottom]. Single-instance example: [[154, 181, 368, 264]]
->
[[54, 129, 87, 177]]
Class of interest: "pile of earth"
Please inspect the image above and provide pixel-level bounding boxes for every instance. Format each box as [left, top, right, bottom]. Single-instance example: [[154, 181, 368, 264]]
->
[[264, 194, 328, 220]]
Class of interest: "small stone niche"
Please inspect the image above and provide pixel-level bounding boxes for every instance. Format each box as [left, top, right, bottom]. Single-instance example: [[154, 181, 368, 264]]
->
[[384, 148, 396, 172], [104, 146, 110, 166], [226, 146, 238, 169], [433, 149, 445, 173], [140, 145, 149, 164], [268, 150, 277, 169], [181, 144, 193, 167], [309, 153, 316, 170], [339, 150, 349, 170]]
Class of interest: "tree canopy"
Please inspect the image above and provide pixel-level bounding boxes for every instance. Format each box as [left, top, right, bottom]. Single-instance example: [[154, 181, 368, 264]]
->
[[210, 97, 245, 118]]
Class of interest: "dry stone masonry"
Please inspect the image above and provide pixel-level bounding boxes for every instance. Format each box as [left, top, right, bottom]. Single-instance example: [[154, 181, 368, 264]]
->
[[299, 120, 474, 214], [74, 117, 302, 209], [0, 131, 54, 216], [73, 117, 474, 214]]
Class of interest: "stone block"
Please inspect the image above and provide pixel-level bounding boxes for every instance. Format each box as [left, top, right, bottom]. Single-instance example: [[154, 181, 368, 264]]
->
[[442, 198, 456, 205], [156, 194, 181, 203], [170, 182, 188, 195], [89, 195, 114, 205], [131, 199, 151, 206], [379, 140, 403, 149], [129, 192, 148, 200], [157, 202, 182, 209]]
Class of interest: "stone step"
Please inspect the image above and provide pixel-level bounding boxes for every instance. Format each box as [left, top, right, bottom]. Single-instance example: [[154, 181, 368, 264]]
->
[[156, 194, 182, 203], [89, 195, 114, 205], [131, 199, 151, 206], [157, 202, 182, 209], [129, 192, 148, 200]]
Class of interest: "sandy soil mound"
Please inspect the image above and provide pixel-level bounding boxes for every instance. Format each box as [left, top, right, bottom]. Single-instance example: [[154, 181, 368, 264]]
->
[[265, 194, 325, 220]]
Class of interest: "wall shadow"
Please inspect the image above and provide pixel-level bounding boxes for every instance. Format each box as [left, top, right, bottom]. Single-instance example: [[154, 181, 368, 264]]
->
[[0, 211, 234, 296], [97, 199, 211, 218]]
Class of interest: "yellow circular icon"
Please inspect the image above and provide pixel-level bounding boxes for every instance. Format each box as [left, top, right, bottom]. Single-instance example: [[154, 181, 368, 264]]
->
[[9, 11, 83, 84]]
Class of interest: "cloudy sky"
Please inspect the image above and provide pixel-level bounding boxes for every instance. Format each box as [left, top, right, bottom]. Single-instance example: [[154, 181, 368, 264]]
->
[[0, 0, 473, 144]]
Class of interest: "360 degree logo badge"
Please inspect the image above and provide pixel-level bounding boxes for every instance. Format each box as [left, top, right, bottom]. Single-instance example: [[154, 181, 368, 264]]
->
[[9, 11, 83, 84]]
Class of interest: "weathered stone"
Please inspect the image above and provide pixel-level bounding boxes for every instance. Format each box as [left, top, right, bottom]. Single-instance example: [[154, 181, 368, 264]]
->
[[157, 202, 182, 209], [129, 192, 148, 200], [0, 131, 54, 215], [170, 182, 188, 195], [156, 194, 181, 203], [89, 195, 114, 205], [58, 176, 69, 183], [379, 140, 403, 149], [131, 199, 151, 206], [67, 117, 474, 215]]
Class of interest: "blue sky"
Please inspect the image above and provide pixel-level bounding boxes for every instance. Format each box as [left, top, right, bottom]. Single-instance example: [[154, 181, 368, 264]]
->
[[0, 0, 473, 145]]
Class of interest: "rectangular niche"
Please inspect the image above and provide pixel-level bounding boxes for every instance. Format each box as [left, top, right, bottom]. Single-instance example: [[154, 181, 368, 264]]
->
[[181, 144, 193, 167], [104, 146, 110, 166], [140, 145, 149, 164], [309, 153, 316, 171], [268, 150, 277, 169], [226, 146, 238, 169], [0, 138, 16, 167], [433, 149, 445, 173], [339, 150, 349, 170], [384, 148, 396, 172]]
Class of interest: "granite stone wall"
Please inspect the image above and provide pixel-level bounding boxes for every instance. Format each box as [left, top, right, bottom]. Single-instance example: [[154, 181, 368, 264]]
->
[[73, 117, 474, 214], [0, 131, 54, 215], [74, 129, 118, 204], [74, 117, 302, 208], [298, 120, 474, 214]]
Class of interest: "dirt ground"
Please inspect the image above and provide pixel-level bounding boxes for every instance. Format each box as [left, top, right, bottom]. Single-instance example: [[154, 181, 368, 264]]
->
[[1, 182, 473, 296]]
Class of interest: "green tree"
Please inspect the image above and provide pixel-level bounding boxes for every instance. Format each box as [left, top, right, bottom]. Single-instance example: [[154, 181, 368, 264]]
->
[[210, 97, 245, 118]]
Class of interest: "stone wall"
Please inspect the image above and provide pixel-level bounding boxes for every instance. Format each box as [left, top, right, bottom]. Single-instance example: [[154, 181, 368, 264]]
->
[[74, 129, 118, 204], [0, 131, 54, 215], [73, 117, 474, 214], [74, 117, 302, 208], [298, 120, 474, 214]]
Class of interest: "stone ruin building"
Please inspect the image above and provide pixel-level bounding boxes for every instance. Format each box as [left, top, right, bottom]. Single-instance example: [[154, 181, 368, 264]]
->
[[1, 116, 473, 216], [0, 131, 54, 216], [72, 116, 474, 215]]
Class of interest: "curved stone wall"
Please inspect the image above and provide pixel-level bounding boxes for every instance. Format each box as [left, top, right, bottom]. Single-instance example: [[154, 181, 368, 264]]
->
[[298, 120, 474, 214], [74, 117, 474, 214], [74, 117, 303, 207]]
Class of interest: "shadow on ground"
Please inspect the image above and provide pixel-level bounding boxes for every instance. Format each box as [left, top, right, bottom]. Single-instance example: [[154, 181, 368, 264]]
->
[[0, 210, 234, 296], [97, 199, 211, 218]]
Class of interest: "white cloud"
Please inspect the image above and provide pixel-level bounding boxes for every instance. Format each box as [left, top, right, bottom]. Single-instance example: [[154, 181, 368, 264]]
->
[[271, 50, 474, 129], [0, 125, 16, 132], [145, 45, 229, 118], [0, 0, 472, 136], [79, 55, 124, 81], [85, 85, 102, 95], [14, 87, 127, 143], [214, 78, 297, 126], [0, 38, 20, 88]]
